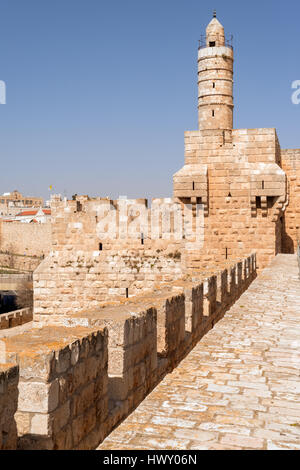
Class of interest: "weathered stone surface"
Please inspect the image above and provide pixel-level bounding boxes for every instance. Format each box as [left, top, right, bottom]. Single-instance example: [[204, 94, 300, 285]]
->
[[0, 326, 109, 450], [18, 380, 59, 413]]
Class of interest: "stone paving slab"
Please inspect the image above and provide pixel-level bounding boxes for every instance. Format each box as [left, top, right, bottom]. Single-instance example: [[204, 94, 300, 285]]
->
[[98, 255, 300, 450]]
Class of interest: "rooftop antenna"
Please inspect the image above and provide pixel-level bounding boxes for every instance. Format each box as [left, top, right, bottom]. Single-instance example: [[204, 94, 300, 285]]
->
[[213, 10, 217, 18]]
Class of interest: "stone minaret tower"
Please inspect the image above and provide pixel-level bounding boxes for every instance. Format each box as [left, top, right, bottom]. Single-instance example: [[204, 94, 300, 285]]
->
[[198, 12, 234, 130]]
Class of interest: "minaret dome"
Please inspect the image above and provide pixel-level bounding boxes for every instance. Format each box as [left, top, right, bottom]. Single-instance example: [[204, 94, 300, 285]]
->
[[206, 16, 225, 47]]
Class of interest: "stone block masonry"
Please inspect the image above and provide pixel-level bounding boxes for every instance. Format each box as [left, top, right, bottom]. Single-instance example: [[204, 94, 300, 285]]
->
[[0, 221, 52, 258], [0, 326, 109, 450], [0, 273, 32, 291], [33, 245, 183, 320], [0, 252, 42, 272]]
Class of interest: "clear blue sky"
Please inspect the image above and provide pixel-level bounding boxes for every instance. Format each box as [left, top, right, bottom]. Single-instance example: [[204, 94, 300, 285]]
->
[[0, 0, 299, 202]]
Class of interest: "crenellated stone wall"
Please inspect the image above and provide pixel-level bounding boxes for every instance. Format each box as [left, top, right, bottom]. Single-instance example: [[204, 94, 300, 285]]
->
[[33, 252, 256, 439], [0, 253, 256, 450]]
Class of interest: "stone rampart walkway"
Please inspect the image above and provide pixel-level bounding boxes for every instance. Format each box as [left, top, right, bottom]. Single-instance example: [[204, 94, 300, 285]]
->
[[98, 255, 300, 450]]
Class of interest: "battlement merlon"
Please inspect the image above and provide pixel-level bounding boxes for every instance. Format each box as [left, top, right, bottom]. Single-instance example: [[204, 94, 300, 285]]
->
[[49, 195, 205, 251]]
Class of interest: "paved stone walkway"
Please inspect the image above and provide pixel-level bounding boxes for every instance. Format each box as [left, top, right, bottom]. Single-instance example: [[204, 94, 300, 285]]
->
[[98, 255, 300, 450]]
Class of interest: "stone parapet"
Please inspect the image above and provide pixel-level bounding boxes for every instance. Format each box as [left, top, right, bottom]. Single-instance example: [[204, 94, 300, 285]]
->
[[0, 326, 108, 450], [0, 253, 256, 449], [0, 308, 32, 330], [33, 253, 256, 438]]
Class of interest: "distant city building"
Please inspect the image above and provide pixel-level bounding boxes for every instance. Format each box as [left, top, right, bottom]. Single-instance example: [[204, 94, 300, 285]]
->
[[0, 190, 44, 217], [5, 207, 51, 224]]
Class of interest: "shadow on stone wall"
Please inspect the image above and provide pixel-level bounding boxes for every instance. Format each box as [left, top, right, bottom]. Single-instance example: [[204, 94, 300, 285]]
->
[[0, 365, 19, 450], [281, 216, 295, 254]]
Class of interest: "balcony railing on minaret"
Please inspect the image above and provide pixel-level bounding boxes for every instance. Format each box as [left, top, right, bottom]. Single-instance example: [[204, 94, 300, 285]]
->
[[198, 34, 233, 50]]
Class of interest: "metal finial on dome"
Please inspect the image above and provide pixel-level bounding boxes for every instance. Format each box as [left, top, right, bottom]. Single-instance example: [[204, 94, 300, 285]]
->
[[213, 10, 216, 18]]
